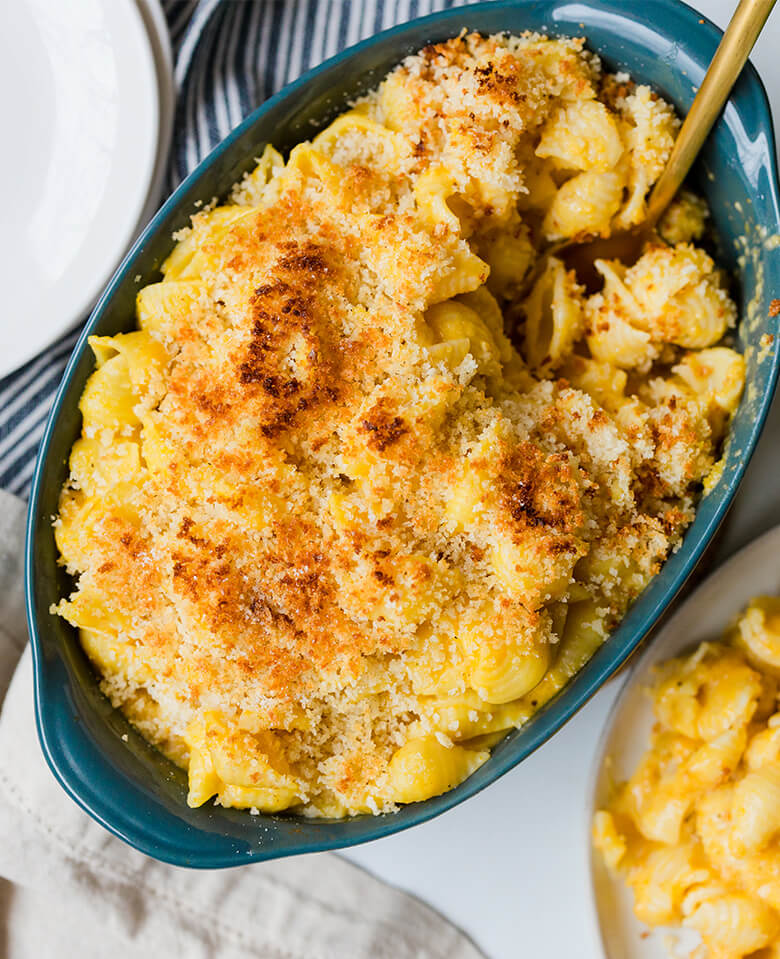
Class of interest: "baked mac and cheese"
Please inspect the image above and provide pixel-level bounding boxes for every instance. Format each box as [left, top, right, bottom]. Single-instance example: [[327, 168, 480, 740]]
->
[[594, 598, 780, 959], [54, 33, 743, 817]]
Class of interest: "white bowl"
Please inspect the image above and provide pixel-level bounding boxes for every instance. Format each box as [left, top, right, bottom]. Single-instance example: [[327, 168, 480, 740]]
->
[[588, 524, 780, 958]]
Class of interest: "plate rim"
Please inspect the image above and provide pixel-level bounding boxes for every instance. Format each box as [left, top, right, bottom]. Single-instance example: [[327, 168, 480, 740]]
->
[[134, 0, 175, 233]]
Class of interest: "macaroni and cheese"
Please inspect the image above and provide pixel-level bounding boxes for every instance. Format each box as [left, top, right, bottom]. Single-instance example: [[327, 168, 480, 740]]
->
[[594, 597, 780, 959], [54, 33, 743, 817]]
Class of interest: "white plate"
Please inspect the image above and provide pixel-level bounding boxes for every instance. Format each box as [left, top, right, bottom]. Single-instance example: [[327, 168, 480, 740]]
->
[[588, 524, 780, 959], [0, 0, 159, 378]]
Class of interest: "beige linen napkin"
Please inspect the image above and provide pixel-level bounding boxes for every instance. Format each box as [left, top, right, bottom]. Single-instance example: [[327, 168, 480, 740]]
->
[[0, 490, 484, 959]]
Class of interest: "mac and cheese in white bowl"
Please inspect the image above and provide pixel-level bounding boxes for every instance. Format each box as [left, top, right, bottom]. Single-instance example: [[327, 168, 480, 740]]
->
[[589, 526, 780, 959], [26, 1, 780, 866]]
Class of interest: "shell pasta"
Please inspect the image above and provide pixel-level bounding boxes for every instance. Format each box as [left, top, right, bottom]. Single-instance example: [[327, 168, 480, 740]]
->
[[54, 32, 743, 818], [594, 598, 780, 959]]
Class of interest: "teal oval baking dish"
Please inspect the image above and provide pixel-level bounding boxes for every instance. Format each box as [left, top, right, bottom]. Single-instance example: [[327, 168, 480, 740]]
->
[[26, 0, 780, 867]]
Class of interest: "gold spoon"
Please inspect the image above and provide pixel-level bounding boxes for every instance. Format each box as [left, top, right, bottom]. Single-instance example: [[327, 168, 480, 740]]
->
[[532, 0, 776, 294]]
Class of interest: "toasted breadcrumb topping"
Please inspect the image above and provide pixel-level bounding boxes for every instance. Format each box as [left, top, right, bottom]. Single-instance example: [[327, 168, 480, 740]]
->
[[54, 33, 743, 817]]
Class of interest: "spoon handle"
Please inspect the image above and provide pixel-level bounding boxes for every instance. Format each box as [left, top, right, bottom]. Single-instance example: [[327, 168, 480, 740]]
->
[[646, 0, 776, 226]]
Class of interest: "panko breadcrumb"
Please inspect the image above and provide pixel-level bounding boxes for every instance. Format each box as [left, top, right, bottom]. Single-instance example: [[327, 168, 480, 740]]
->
[[53, 32, 743, 818]]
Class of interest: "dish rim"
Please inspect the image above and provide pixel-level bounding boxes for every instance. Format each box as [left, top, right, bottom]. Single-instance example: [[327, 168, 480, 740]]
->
[[25, 0, 780, 866]]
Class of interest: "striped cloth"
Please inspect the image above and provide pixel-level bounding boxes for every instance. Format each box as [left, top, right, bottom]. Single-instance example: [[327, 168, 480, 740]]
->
[[0, 0, 469, 498]]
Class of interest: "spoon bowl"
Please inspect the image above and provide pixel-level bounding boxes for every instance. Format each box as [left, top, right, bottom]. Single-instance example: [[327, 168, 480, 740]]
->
[[558, 226, 650, 294]]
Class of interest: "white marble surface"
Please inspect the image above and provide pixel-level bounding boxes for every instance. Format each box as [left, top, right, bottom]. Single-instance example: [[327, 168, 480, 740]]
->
[[342, 3, 780, 955]]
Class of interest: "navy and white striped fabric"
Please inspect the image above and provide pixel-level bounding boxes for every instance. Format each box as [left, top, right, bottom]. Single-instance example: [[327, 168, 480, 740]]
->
[[0, 0, 470, 498]]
